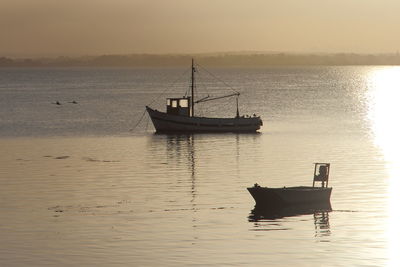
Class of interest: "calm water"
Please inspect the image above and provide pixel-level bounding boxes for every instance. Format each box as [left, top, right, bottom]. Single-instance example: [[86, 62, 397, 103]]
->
[[1, 66, 400, 266]]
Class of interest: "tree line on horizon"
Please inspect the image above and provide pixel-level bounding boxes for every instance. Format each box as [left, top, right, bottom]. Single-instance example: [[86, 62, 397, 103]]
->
[[1, 53, 400, 67]]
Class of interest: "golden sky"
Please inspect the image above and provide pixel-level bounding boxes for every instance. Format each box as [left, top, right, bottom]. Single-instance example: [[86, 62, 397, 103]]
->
[[1, 0, 400, 57]]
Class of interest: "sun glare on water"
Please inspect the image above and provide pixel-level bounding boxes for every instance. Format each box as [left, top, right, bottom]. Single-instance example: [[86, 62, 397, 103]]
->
[[367, 67, 400, 266]]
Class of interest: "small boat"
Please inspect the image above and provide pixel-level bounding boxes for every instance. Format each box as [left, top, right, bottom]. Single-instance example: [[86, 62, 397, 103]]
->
[[248, 163, 332, 208], [146, 59, 263, 133]]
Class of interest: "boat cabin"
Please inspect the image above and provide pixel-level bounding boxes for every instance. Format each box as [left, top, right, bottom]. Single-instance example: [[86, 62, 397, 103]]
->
[[166, 97, 191, 116], [313, 163, 330, 188]]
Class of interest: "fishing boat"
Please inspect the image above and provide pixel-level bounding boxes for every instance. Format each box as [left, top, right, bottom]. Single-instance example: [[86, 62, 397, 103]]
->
[[248, 163, 332, 208], [146, 59, 263, 133]]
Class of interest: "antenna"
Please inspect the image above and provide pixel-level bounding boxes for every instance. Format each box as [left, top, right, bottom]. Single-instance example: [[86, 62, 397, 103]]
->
[[191, 58, 195, 117]]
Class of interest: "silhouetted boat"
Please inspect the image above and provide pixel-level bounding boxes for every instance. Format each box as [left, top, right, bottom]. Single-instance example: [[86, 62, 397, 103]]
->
[[248, 163, 332, 208], [146, 59, 263, 133]]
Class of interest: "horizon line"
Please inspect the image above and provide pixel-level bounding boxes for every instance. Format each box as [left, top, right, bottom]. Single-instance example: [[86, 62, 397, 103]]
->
[[2, 50, 400, 59]]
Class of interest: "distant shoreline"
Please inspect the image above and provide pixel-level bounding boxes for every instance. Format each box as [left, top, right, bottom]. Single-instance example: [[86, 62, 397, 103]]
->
[[1, 53, 400, 67]]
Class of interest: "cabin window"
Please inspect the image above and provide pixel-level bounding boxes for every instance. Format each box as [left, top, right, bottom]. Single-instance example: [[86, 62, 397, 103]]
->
[[167, 99, 171, 106], [172, 100, 178, 108], [180, 99, 188, 107]]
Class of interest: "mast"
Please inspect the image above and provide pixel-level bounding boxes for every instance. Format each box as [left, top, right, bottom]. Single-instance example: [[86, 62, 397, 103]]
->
[[236, 96, 240, 118], [191, 58, 195, 117]]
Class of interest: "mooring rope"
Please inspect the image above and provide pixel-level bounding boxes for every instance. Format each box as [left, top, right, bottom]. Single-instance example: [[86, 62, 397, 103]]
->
[[129, 109, 147, 132]]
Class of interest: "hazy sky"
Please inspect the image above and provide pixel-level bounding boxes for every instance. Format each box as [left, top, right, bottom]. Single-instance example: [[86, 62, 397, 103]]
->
[[1, 0, 400, 57]]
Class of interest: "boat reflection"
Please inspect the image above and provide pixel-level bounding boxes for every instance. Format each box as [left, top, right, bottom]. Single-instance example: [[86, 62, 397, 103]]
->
[[313, 211, 331, 237], [249, 202, 332, 221], [249, 202, 332, 237]]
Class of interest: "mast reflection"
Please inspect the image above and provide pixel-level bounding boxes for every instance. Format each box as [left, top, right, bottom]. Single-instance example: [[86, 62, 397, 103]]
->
[[163, 134, 199, 243], [164, 134, 196, 200]]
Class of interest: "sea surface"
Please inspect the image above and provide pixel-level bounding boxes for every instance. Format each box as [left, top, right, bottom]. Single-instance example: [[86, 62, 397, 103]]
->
[[1, 66, 400, 266]]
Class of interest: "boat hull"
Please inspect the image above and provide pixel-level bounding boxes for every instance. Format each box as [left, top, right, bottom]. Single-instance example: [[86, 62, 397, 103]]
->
[[247, 186, 332, 208], [146, 106, 262, 133]]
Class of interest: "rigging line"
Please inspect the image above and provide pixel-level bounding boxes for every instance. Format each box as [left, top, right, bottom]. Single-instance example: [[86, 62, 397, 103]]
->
[[195, 68, 211, 97], [195, 63, 240, 95], [184, 71, 192, 97], [146, 68, 190, 107]]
